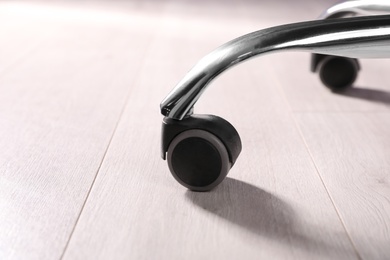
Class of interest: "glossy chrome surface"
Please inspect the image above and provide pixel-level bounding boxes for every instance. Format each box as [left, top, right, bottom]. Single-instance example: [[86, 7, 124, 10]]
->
[[320, 0, 390, 19], [161, 15, 390, 120]]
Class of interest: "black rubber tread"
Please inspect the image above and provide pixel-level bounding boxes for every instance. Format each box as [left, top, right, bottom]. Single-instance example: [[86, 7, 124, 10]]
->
[[318, 56, 359, 91], [167, 129, 230, 191], [161, 114, 242, 166]]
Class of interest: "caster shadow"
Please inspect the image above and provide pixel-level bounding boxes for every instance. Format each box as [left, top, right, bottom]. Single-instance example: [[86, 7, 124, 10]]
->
[[185, 177, 357, 258]]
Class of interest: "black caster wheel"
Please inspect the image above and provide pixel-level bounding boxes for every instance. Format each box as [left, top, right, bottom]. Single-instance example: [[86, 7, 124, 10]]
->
[[161, 115, 242, 192], [167, 129, 230, 191], [317, 55, 360, 91]]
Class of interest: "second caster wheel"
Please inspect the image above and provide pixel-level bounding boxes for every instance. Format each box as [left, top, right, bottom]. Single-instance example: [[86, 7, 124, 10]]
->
[[317, 55, 360, 91]]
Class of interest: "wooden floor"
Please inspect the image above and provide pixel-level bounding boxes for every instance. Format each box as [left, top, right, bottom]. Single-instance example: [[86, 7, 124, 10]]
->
[[1, 0, 389, 259]]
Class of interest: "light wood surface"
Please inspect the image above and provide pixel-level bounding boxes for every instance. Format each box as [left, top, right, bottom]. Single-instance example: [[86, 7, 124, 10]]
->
[[1, 1, 389, 259]]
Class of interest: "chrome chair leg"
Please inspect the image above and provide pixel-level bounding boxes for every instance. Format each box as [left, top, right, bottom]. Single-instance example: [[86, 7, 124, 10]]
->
[[312, 0, 390, 90]]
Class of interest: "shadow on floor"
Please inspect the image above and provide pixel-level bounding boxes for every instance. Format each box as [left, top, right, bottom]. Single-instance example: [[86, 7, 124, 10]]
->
[[186, 178, 357, 258], [338, 87, 390, 106]]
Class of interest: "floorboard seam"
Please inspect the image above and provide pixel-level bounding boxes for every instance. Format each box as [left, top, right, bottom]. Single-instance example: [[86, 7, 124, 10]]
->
[[274, 78, 362, 259], [58, 43, 154, 260], [289, 111, 362, 260]]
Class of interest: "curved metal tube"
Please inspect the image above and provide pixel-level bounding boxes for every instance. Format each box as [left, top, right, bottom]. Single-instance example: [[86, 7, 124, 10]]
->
[[161, 15, 390, 120], [312, 1, 390, 73], [320, 0, 390, 19]]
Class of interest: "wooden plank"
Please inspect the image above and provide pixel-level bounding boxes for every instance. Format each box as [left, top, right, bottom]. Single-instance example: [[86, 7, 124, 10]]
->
[[63, 1, 357, 259], [295, 112, 390, 260], [0, 2, 51, 73], [0, 2, 158, 259]]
